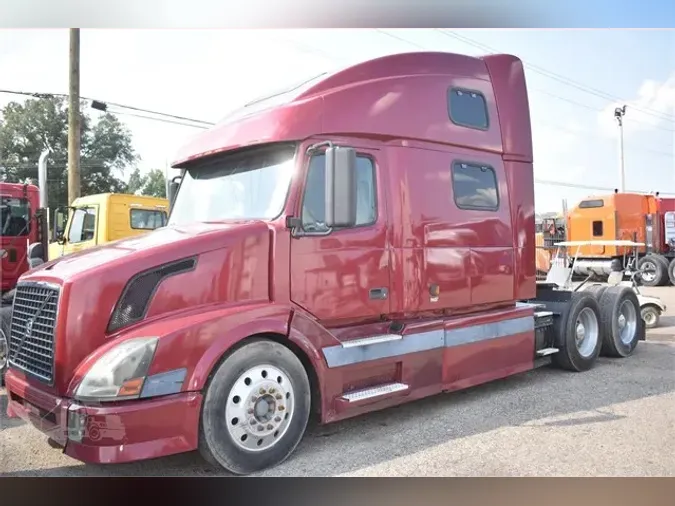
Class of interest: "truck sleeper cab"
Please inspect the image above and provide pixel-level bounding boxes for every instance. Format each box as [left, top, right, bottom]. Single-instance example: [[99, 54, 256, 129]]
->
[[4, 51, 644, 475]]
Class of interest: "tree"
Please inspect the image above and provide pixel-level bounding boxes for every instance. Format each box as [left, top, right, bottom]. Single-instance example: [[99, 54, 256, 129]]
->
[[0, 96, 138, 208], [126, 167, 167, 198]]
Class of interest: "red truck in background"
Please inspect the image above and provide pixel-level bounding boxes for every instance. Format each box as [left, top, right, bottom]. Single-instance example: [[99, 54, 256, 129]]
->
[[1, 182, 40, 293], [3, 51, 644, 475], [1, 181, 45, 384]]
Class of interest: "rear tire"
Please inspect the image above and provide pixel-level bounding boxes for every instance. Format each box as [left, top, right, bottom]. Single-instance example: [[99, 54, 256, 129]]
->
[[583, 284, 607, 300], [650, 254, 670, 286], [598, 285, 643, 357], [667, 258, 675, 286], [638, 255, 667, 287], [198, 338, 311, 475], [552, 291, 603, 372], [0, 306, 11, 387]]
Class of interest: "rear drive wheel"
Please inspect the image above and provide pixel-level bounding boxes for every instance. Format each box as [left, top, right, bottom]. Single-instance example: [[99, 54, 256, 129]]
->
[[641, 305, 660, 329], [598, 285, 643, 357], [583, 284, 607, 300], [650, 254, 670, 286], [667, 258, 675, 286], [0, 306, 11, 386], [552, 291, 603, 372], [638, 255, 667, 287], [198, 339, 311, 475]]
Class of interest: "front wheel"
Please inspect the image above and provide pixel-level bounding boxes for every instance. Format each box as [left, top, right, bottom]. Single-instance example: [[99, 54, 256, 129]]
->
[[198, 339, 311, 475]]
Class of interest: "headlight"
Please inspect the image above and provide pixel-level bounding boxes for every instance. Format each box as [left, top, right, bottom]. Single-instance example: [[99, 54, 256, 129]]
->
[[74, 337, 158, 402]]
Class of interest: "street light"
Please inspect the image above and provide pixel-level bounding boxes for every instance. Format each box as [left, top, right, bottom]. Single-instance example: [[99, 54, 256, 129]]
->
[[614, 105, 627, 193]]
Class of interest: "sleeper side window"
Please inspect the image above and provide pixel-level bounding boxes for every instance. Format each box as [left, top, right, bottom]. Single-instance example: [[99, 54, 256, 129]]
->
[[301, 153, 377, 233], [448, 88, 489, 130], [451, 162, 499, 211]]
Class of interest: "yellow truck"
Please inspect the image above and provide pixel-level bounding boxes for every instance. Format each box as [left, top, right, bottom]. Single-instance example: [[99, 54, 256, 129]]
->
[[49, 193, 169, 259]]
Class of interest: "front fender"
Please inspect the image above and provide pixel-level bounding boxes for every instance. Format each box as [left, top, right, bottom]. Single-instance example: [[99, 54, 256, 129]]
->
[[638, 295, 666, 312], [67, 301, 293, 397]]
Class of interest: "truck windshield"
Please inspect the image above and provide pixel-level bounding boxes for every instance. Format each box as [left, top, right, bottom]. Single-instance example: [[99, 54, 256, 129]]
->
[[168, 144, 296, 226], [0, 196, 30, 237]]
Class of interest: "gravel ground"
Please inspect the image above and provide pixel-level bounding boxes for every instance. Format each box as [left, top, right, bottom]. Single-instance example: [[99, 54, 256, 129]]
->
[[1, 286, 674, 477]]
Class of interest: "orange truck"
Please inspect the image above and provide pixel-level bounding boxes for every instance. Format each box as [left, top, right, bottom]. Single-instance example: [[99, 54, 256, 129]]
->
[[566, 191, 675, 286]]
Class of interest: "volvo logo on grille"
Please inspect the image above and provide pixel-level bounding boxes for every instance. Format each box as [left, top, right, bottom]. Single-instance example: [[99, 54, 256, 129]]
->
[[24, 318, 35, 338]]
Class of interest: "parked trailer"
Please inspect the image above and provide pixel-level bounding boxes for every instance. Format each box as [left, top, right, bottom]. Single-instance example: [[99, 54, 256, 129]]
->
[[3, 51, 644, 475]]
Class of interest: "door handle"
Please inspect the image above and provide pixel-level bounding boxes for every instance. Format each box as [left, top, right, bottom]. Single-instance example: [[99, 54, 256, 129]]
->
[[369, 287, 388, 300]]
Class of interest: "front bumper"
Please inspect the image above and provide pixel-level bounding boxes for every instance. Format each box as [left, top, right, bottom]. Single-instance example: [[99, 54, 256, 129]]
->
[[4, 369, 203, 464]]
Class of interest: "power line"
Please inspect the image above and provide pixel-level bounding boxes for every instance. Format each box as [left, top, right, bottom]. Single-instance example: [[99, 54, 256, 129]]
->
[[0, 88, 213, 129]]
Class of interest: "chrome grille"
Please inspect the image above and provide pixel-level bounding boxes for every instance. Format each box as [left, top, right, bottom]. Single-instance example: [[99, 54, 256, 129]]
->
[[8, 282, 60, 384]]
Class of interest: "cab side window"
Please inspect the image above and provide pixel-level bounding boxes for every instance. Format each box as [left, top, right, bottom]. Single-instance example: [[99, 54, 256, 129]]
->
[[301, 153, 377, 232], [68, 207, 97, 243], [130, 209, 168, 230]]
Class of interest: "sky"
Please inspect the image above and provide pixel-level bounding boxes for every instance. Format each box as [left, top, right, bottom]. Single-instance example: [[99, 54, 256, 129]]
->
[[0, 28, 673, 214]]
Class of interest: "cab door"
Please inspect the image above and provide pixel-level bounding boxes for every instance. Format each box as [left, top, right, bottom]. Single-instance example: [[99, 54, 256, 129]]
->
[[289, 145, 390, 328]]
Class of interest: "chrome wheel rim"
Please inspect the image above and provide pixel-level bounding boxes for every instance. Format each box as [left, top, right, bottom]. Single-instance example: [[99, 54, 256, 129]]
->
[[0, 327, 7, 371], [225, 364, 294, 452], [618, 300, 638, 344], [641, 262, 656, 282], [575, 307, 599, 358]]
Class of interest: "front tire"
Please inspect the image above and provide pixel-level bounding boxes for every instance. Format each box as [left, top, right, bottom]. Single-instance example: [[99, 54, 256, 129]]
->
[[198, 338, 311, 475]]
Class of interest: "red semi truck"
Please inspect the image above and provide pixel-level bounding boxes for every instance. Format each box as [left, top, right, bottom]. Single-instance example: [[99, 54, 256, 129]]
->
[[4, 51, 644, 475], [1, 181, 41, 293]]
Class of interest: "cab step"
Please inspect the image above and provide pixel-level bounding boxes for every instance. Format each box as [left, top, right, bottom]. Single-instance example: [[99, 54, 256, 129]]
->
[[536, 347, 559, 357], [534, 310, 554, 329], [340, 382, 409, 403], [340, 333, 402, 348]]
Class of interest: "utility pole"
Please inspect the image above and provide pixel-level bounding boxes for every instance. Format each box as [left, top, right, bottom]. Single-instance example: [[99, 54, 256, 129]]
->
[[67, 28, 81, 205], [614, 105, 627, 193]]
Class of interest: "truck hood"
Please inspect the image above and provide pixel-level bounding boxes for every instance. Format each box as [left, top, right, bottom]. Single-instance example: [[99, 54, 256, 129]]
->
[[18, 219, 276, 395], [31, 220, 265, 282]]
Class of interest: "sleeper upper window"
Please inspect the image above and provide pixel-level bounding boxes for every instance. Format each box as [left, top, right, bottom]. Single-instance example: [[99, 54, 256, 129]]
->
[[448, 88, 489, 130]]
